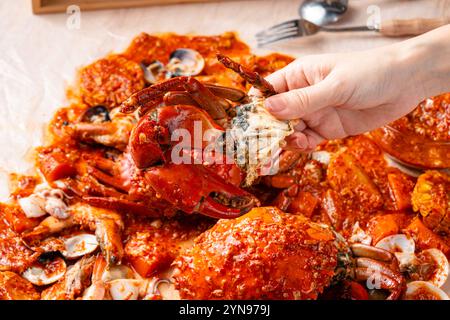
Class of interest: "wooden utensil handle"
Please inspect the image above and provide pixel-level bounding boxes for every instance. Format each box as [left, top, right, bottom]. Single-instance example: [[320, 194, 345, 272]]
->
[[380, 18, 449, 37]]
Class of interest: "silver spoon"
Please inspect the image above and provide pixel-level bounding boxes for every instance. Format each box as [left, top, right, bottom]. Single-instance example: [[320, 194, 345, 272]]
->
[[299, 0, 348, 26]]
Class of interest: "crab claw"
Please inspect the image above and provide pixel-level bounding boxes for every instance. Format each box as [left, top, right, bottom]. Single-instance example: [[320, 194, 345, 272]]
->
[[144, 163, 257, 219], [129, 105, 224, 169], [216, 53, 277, 97]]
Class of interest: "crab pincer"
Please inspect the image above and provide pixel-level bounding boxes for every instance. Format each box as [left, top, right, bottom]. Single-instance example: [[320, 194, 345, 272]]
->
[[144, 164, 257, 219], [216, 53, 277, 97], [119, 76, 246, 119]]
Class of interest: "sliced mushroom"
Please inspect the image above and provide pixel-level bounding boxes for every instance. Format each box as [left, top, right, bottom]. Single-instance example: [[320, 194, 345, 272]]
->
[[403, 281, 449, 300], [22, 257, 66, 286], [62, 233, 99, 259], [166, 48, 205, 78]]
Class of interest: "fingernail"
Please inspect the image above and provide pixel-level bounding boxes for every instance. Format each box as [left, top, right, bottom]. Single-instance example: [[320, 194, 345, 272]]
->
[[293, 137, 307, 150], [264, 98, 283, 112]]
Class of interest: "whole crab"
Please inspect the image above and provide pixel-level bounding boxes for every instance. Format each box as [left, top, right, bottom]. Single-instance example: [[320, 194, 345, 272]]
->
[[172, 207, 405, 300], [42, 53, 297, 220]]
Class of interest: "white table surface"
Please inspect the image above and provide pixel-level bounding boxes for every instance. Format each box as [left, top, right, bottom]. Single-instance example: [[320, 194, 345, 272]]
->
[[0, 0, 448, 198]]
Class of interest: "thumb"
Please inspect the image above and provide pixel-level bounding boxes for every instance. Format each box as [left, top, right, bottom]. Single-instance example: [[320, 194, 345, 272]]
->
[[264, 78, 336, 120]]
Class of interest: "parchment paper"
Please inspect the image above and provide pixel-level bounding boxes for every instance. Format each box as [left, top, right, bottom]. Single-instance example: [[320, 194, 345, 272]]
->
[[0, 0, 448, 199]]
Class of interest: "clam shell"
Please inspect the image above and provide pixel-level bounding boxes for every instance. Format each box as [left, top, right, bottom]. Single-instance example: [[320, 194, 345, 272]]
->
[[375, 234, 415, 266], [141, 60, 165, 84], [22, 257, 66, 286], [166, 48, 205, 77], [62, 233, 99, 259], [80, 105, 110, 123], [417, 248, 449, 288], [404, 281, 449, 300]]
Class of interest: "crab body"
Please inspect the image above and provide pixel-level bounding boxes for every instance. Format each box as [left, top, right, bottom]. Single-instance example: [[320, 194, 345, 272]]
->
[[173, 207, 405, 300]]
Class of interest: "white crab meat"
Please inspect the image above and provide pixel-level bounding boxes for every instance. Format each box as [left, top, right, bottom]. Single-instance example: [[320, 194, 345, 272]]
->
[[22, 257, 66, 286], [375, 234, 416, 267], [62, 233, 99, 259], [403, 281, 450, 300], [311, 151, 331, 166], [228, 98, 293, 185]]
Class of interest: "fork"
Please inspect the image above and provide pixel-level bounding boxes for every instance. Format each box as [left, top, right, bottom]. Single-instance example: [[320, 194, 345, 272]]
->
[[256, 18, 449, 47]]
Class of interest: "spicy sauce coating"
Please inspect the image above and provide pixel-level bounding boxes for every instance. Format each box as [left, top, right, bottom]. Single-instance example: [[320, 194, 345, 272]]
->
[[391, 94, 450, 142], [77, 55, 145, 108], [173, 207, 338, 300]]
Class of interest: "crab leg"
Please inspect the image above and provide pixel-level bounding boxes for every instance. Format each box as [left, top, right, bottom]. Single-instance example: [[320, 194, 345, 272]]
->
[[355, 258, 402, 283], [164, 92, 199, 107], [164, 84, 249, 107], [22, 215, 75, 242], [349, 243, 404, 300], [204, 84, 249, 103], [121, 76, 231, 120], [87, 165, 129, 193], [350, 244, 395, 263], [182, 77, 229, 120], [354, 268, 403, 300], [217, 53, 277, 97], [84, 197, 162, 217], [73, 122, 117, 136], [63, 176, 125, 199], [120, 77, 186, 113], [93, 157, 118, 173]]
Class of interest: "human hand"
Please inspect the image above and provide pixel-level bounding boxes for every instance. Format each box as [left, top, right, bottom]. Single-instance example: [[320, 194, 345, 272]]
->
[[251, 25, 450, 151]]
